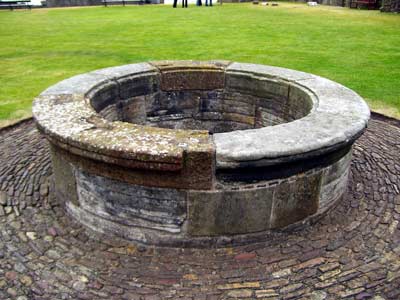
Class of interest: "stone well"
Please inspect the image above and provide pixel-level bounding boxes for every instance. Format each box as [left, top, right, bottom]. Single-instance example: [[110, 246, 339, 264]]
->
[[32, 61, 370, 247]]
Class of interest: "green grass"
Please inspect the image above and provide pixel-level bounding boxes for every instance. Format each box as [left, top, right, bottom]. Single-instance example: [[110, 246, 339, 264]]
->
[[0, 3, 399, 125]]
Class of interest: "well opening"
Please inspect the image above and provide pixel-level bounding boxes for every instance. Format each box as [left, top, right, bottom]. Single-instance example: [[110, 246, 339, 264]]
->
[[91, 77, 314, 134]]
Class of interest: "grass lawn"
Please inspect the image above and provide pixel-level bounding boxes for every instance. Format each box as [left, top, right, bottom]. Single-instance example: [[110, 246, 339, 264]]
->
[[0, 3, 399, 126]]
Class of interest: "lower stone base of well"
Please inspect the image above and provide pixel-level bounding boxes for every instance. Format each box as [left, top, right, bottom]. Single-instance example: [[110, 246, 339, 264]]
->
[[51, 144, 352, 247], [64, 194, 347, 248]]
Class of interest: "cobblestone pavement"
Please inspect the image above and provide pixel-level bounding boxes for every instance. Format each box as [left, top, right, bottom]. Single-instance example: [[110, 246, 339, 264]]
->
[[0, 114, 399, 300]]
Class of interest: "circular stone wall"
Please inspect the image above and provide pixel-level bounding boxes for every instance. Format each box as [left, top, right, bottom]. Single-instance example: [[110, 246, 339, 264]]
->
[[32, 61, 370, 247]]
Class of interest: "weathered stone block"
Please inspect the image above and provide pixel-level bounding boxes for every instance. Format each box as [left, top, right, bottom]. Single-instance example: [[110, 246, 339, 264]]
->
[[270, 172, 321, 228], [287, 84, 314, 120], [160, 70, 224, 91], [226, 72, 289, 99], [182, 147, 216, 190], [120, 96, 147, 124], [320, 150, 352, 208], [199, 91, 256, 118], [118, 73, 159, 100], [168, 91, 202, 112], [88, 81, 119, 112], [151, 60, 228, 91], [188, 187, 273, 236], [75, 169, 187, 233], [255, 107, 286, 127], [99, 103, 120, 122], [220, 92, 256, 116], [50, 145, 78, 207], [221, 112, 255, 126]]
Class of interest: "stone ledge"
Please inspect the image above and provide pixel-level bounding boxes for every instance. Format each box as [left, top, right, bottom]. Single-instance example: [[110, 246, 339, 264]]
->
[[214, 63, 370, 168]]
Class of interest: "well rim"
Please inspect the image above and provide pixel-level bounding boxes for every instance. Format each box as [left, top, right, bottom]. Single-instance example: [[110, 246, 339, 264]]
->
[[32, 60, 370, 172]]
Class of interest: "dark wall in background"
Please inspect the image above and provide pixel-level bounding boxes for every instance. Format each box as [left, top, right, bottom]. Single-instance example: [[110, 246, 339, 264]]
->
[[381, 0, 400, 11]]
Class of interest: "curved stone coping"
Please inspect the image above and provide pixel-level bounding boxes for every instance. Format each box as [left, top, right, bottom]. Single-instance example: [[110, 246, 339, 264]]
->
[[214, 63, 370, 168], [33, 61, 370, 171], [33, 63, 213, 172]]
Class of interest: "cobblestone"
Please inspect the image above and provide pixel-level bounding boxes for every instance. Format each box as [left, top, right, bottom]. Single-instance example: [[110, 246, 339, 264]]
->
[[0, 115, 399, 299]]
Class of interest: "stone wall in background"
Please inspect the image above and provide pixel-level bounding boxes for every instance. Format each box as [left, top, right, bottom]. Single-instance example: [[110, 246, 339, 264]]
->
[[320, 0, 345, 6], [294, 0, 380, 8], [291, 0, 346, 7], [46, 0, 102, 6], [381, 0, 400, 11], [45, 0, 160, 7]]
